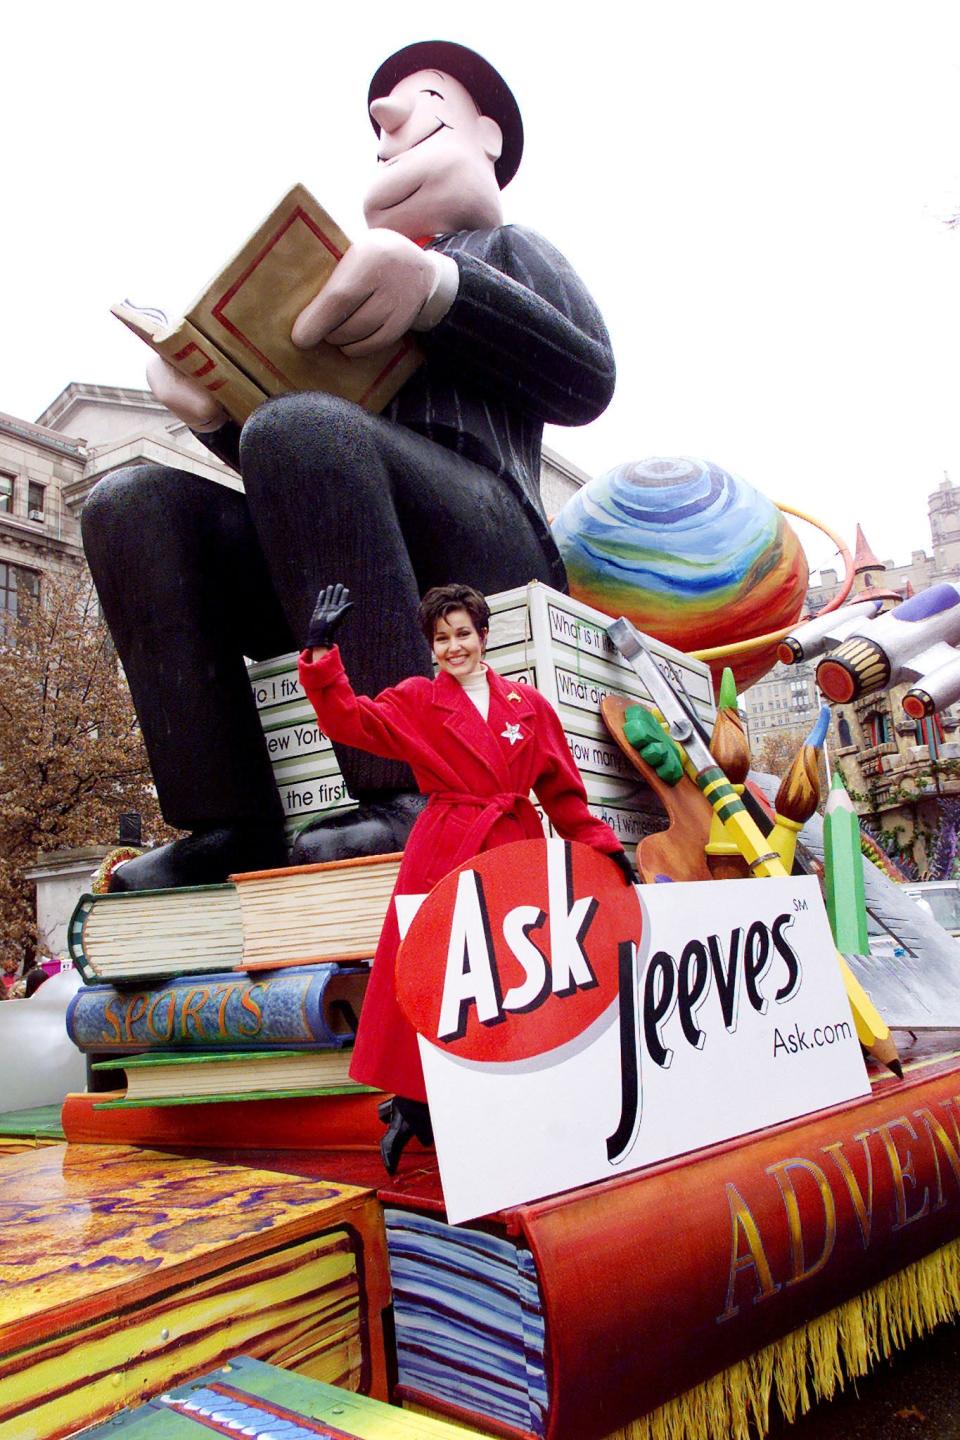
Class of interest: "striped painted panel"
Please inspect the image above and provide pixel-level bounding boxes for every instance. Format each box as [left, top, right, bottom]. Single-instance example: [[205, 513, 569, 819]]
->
[[0, 1228, 364, 1439], [384, 1209, 547, 1438]]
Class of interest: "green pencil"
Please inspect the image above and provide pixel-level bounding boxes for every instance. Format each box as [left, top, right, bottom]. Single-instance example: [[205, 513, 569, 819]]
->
[[823, 771, 870, 956]]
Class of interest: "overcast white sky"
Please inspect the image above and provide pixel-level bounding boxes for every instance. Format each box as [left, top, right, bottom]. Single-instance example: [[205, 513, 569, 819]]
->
[[4, 1, 960, 578]]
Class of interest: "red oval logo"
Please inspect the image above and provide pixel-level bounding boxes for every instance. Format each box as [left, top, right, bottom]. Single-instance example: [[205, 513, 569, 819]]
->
[[396, 838, 642, 1063]]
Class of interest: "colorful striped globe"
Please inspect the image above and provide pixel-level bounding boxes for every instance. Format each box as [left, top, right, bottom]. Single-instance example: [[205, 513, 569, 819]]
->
[[552, 456, 808, 691]]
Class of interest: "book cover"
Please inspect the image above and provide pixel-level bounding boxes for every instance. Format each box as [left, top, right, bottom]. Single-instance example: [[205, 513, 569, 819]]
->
[[77, 1353, 480, 1438], [91, 1048, 369, 1107], [383, 1044, 960, 1440], [0, 1147, 391, 1438], [114, 183, 422, 423], [60, 1087, 388, 1150], [65, 963, 367, 1053]]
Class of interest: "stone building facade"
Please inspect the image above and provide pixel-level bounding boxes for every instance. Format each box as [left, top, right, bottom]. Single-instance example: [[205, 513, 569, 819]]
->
[[0, 383, 238, 629], [0, 413, 85, 620]]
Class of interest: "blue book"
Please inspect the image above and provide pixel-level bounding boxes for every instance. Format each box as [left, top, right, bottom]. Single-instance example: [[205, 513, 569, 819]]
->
[[66, 963, 366, 1053]]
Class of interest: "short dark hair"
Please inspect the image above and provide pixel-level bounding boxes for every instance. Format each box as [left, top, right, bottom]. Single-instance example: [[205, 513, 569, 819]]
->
[[24, 965, 49, 997], [418, 585, 490, 644]]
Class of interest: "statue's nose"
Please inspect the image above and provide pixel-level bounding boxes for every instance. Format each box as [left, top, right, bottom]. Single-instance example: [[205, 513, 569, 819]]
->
[[370, 94, 414, 134]]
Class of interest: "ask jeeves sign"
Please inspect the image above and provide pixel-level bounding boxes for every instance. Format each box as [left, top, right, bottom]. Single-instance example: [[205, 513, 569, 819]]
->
[[396, 839, 871, 1224]]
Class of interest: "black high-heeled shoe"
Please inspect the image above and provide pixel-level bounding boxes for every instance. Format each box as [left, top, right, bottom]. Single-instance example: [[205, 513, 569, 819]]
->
[[378, 1096, 434, 1175]]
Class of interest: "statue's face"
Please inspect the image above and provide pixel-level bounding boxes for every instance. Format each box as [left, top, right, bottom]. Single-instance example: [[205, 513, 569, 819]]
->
[[363, 69, 504, 238]]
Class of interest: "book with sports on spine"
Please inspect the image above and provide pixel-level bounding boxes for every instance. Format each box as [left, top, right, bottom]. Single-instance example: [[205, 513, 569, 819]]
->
[[91, 1048, 373, 1108], [68, 853, 401, 983], [112, 183, 421, 425], [65, 963, 367, 1054]]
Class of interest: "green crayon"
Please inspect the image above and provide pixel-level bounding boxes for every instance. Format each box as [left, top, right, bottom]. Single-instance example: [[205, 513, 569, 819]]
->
[[823, 771, 870, 956]]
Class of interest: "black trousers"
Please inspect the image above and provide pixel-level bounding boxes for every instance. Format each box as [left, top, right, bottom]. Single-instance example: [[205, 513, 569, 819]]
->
[[82, 394, 559, 830]]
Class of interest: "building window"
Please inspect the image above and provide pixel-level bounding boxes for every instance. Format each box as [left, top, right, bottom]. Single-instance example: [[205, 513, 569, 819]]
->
[[866, 711, 892, 746], [27, 482, 44, 521], [0, 563, 39, 624], [837, 715, 853, 748], [915, 713, 944, 759], [0, 473, 14, 514]]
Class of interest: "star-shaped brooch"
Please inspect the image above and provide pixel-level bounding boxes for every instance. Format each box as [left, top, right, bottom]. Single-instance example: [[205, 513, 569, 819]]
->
[[501, 722, 523, 746]]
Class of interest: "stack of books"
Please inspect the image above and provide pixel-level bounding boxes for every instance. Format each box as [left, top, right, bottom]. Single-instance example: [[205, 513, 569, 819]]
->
[[249, 581, 716, 854], [65, 854, 400, 1121]]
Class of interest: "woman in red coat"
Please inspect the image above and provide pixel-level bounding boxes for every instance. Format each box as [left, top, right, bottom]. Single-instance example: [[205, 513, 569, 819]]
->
[[299, 582, 634, 1170]]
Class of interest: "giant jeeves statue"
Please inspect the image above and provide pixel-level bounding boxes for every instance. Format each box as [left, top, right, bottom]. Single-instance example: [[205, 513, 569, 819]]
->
[[82, 40, 616, 890]]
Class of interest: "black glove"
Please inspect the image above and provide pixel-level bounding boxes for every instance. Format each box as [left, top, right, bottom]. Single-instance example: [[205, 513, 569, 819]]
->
[[609, 848, 639, 886], [306, 583, 355, 649]]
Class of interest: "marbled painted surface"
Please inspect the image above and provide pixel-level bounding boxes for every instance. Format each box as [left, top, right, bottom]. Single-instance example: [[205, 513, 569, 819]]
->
[[0, 1145, 369, 1345], [0, 1145, 389, 1440], [552, 456, 808, 688]]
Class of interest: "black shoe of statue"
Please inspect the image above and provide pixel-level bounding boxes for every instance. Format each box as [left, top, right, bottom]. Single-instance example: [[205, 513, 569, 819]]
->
[[290, 792, 427, 866], [109, 824, 290, 892], [378, 1096, 434, 1175]]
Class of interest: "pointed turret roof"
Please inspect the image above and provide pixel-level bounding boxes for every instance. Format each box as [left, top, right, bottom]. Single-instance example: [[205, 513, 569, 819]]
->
[[853, 524, 884, 575]]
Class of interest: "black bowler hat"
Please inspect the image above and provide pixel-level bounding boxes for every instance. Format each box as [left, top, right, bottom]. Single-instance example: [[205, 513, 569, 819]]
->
[[368, 40, 523, 189]]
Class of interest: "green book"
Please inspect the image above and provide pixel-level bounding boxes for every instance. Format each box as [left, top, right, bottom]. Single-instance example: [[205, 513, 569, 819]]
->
[[0, 1104, 65, 1139], [77, 1354, 477, 1436], [92, 1048, 372, 1108]]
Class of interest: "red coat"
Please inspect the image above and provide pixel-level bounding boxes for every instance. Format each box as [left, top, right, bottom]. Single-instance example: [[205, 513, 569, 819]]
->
[[298, 646, 621, 1100]]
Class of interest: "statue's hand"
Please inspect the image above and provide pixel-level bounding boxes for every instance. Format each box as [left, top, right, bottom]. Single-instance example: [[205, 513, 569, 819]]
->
[[146, 356, 228, 432], [306, 583, 355, 651], [292, 229, 446, 357]]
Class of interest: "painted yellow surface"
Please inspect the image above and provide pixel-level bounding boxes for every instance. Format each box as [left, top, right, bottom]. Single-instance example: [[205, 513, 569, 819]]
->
[[0, 1144, 387, 1440], [0, 1136, 60, 1155]]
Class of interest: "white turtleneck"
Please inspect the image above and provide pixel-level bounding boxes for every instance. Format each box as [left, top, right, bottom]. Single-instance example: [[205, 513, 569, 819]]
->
[[457, 665, 490, 721]]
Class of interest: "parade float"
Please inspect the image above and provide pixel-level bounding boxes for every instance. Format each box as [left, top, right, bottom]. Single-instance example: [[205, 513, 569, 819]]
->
[[5, 37, 960, 1440]]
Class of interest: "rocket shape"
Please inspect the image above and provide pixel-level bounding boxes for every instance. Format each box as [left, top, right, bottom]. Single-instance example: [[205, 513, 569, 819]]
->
[[778, 598, 883, 665]]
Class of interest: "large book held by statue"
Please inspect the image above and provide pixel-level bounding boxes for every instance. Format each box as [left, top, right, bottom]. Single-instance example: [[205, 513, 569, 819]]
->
[[68, 854, 401, 983], [112, 183, 421, 425]]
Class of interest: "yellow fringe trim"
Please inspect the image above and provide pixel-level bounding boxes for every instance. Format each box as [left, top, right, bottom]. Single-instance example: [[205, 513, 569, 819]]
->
[[610, 1237, 960, 1440]]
